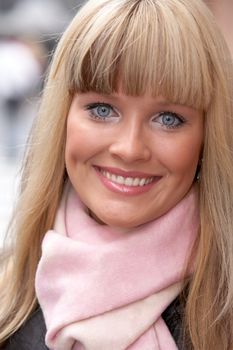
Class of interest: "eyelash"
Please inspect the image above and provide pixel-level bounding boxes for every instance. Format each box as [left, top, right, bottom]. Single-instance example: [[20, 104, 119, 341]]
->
[[153, 111, 185, 129], [85, 102, 185, 129], [85, 102, 117, 121]]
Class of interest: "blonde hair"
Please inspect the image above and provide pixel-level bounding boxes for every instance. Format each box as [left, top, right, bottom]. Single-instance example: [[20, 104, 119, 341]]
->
[[1, 0, 233, 348]]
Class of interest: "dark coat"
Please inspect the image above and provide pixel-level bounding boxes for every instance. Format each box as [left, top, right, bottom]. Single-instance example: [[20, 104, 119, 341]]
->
[[2, 298, 186, 350]]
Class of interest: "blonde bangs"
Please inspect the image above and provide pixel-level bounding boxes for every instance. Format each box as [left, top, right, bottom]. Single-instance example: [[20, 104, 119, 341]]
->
[[61, 0, 214, 111]]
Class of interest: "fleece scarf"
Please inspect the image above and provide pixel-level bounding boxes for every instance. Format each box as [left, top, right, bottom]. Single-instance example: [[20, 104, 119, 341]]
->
[[35, 182, 199, 350]]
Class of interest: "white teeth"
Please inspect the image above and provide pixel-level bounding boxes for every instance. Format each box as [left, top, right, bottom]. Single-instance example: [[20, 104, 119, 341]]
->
[[100, 169, 154, 187], [125, 177, 134, 186], [145, 177, 153, 185], [133, 178, 140, 186], [116, 176, 124, 185], [139, 178, 146, 186]]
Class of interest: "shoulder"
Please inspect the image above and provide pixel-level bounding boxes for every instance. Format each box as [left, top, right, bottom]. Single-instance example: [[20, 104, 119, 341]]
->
[[2, 308, 48, 350]]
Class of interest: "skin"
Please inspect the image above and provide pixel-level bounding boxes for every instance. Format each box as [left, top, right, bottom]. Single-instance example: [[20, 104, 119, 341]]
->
[[65, 90, 204, 230]]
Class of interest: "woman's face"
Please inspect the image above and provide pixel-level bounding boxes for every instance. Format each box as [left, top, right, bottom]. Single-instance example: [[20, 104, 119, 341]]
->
[[65, 91, 204, 229]]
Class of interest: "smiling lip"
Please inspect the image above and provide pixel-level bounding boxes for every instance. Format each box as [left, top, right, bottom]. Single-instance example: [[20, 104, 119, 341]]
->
[[94, 166, 162, 196]]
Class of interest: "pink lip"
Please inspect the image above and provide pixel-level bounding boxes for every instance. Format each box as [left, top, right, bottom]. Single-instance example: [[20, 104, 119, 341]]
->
[[94, 166, 162, 196]]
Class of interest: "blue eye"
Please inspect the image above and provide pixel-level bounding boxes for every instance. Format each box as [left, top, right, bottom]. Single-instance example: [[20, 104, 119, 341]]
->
[[96, 105, 111, 117], [154, 111, 184, 129], [85, 102, 116, 120]]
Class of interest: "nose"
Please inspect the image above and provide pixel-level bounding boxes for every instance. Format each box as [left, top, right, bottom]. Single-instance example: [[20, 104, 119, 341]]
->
[[109, 122, 151, 163]]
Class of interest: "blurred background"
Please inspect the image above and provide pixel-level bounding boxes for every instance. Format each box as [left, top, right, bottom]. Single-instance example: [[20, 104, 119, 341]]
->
[[0, 0, 232, 245], [0, 0, 85, 244]]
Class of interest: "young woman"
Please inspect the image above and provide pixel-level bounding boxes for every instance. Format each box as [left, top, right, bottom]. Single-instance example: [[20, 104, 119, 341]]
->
[[1, 0, 233, 349]]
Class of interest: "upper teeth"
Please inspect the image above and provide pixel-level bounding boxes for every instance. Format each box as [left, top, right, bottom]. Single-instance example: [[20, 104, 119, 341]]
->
[[101, 170, 154, 187]]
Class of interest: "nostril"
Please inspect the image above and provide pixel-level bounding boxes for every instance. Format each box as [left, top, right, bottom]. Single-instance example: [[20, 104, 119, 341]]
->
[[109, 140, 151, 162]]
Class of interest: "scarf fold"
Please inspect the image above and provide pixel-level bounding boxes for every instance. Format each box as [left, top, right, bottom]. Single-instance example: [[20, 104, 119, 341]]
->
[[35, 182, 199, 350]]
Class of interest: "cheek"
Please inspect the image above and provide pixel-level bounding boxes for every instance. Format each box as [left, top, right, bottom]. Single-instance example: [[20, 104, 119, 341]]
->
[[65, 115, 98, 164], [65, 123, 83, 164], [156, 134, 203, 175]]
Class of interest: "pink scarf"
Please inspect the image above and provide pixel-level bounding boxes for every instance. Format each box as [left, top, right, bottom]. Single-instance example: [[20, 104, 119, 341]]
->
[[35, 182, 199, 350]]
